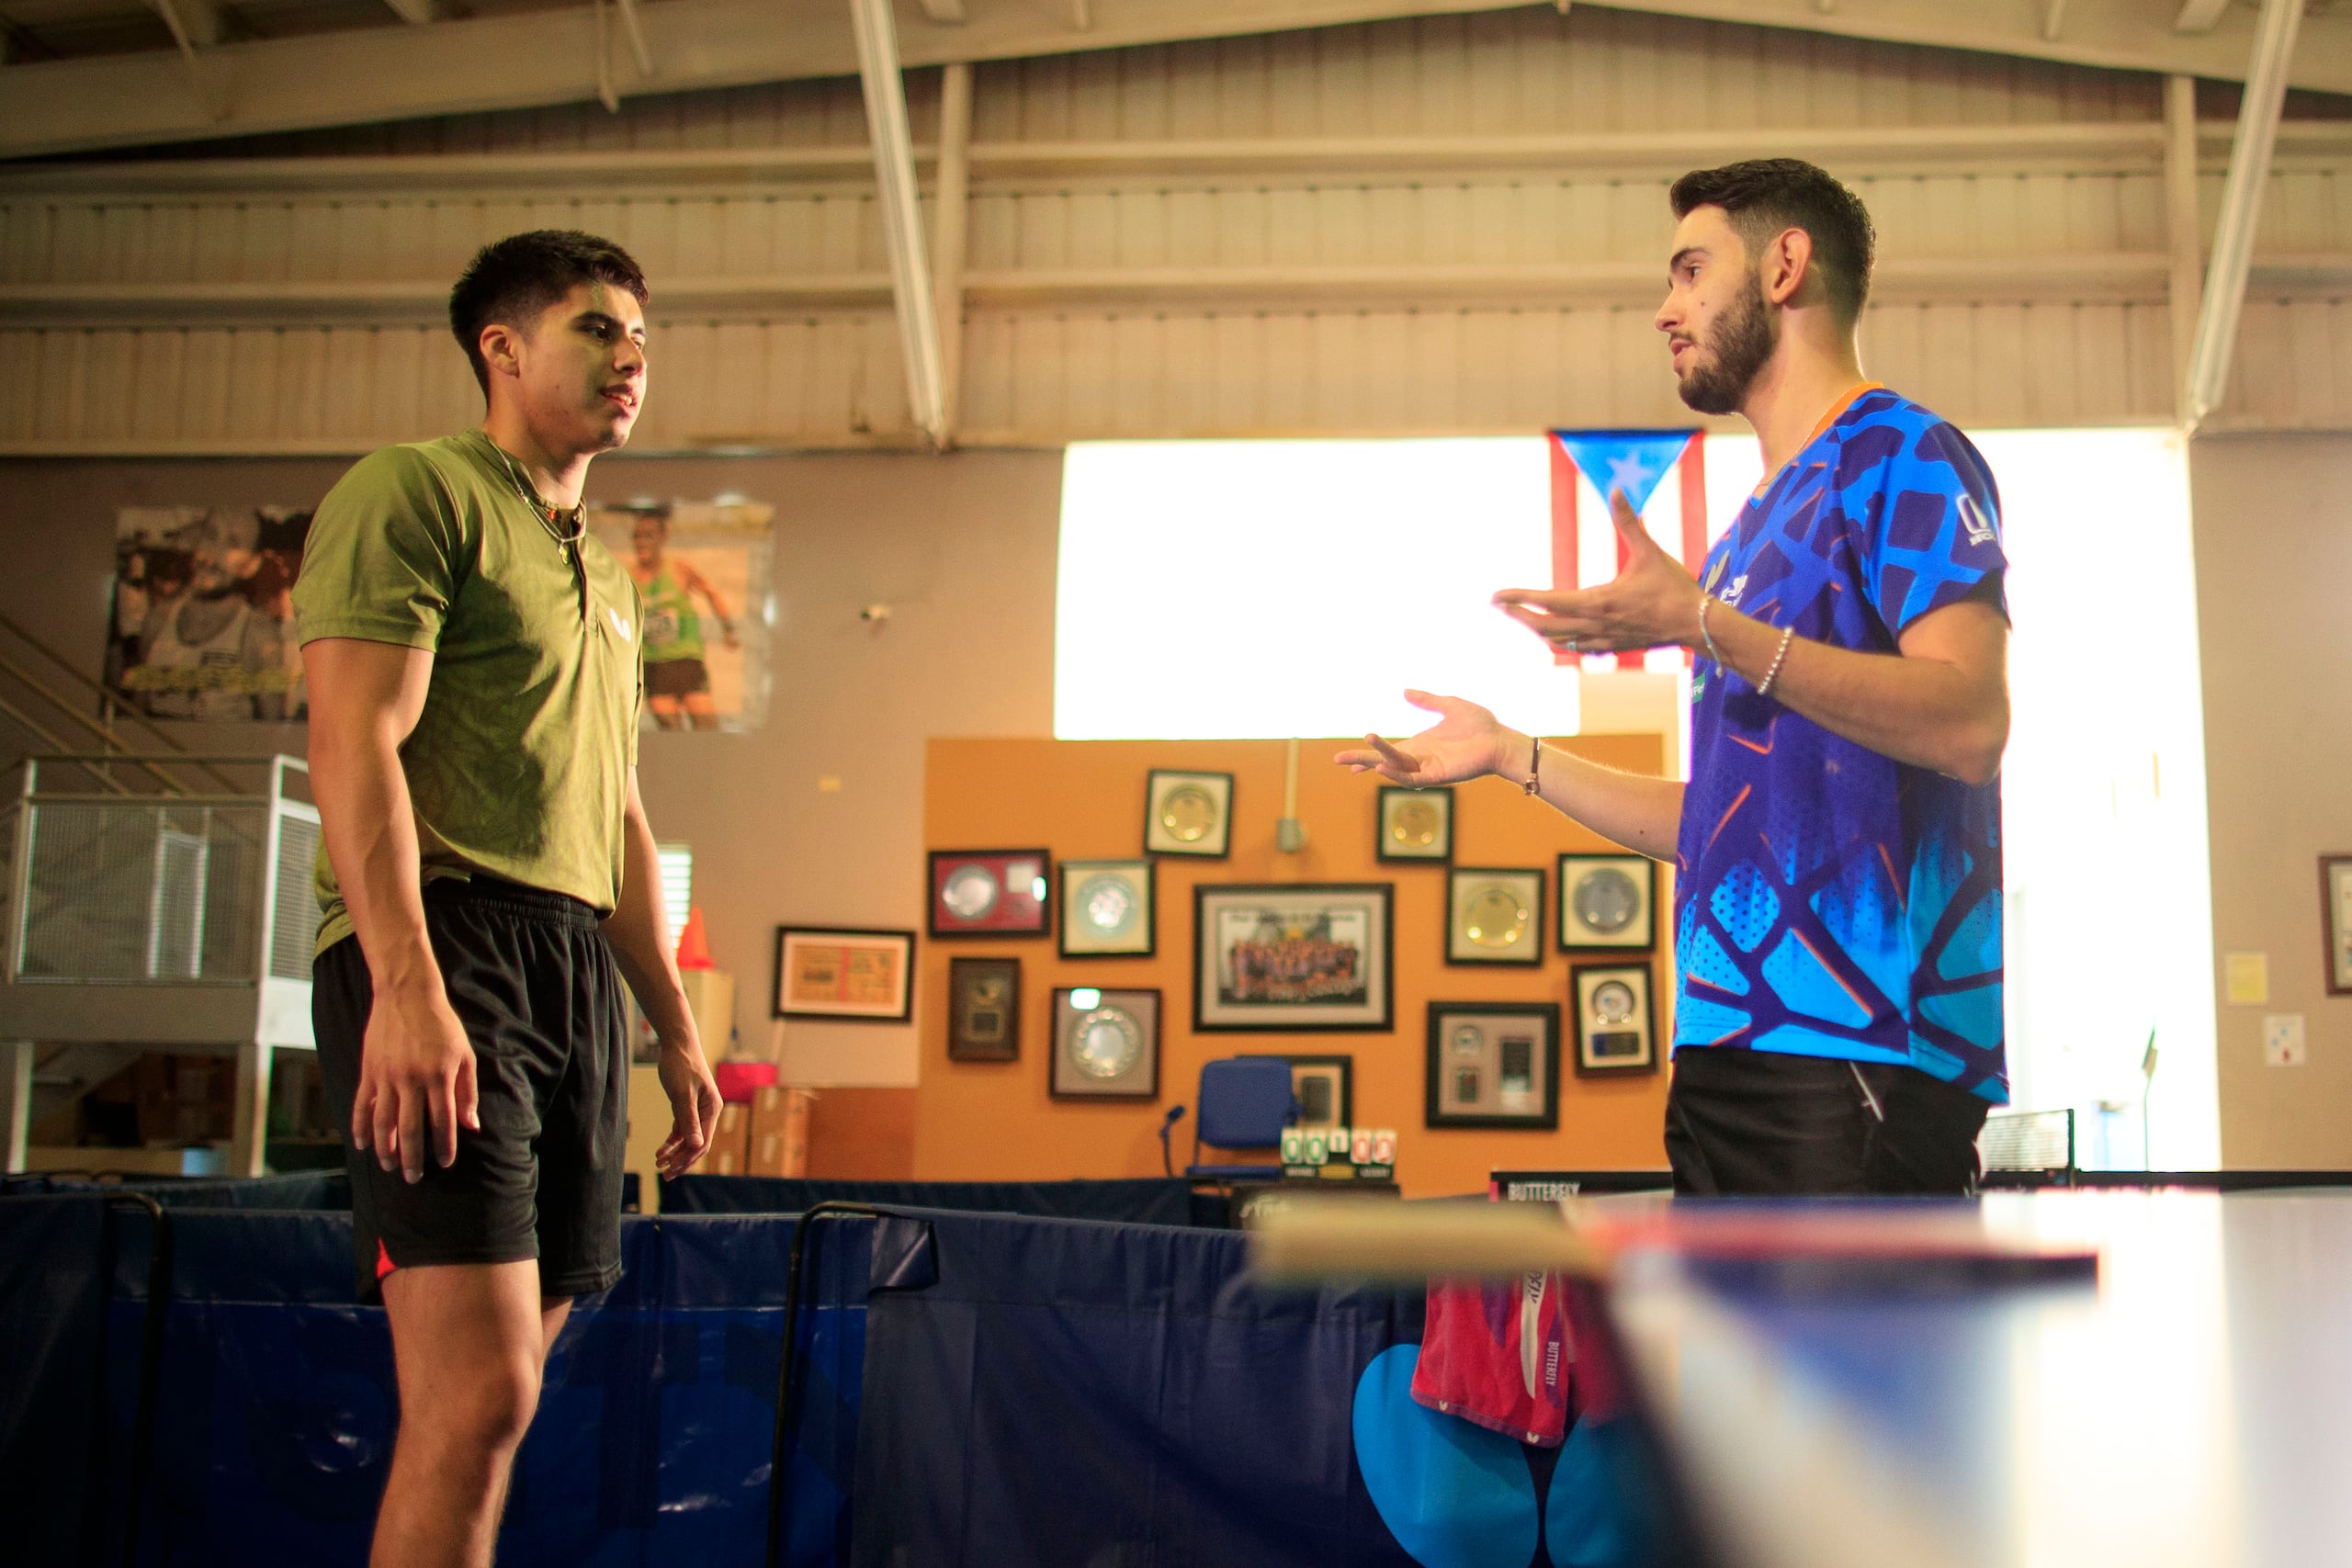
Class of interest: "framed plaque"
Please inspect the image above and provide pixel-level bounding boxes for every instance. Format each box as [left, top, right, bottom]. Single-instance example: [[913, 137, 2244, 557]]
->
[[929, 849, 1051, 938], [1375, 786, 1453, 863], [1194, 883, 1394, 1032], [1256, 1053, 1352, 1131], [947, 956, 1022, 1062], [1059, 859, 1155, 958], [2325, 856, 2352, 996], [1145, 770, 1234, 858], [1050, 987, 1161, 1100], [1425, 1002, 1561, 1129], [1558, 853, 1657, 952], [1446, 867, 1544, 966], [772, 926, 915, 1022], [1571, 963, 1658, 1076]]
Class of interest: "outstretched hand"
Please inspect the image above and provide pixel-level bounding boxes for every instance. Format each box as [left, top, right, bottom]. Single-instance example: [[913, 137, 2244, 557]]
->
[[1334, 690, 1511, 785], [1491, 488, 1705, 655]]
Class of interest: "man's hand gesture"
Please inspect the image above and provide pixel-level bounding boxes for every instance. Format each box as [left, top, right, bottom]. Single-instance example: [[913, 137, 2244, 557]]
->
[[1492, 489, 1705, 656], [1335, 690, 1511, 785], [654, 1038, 723, 1180]]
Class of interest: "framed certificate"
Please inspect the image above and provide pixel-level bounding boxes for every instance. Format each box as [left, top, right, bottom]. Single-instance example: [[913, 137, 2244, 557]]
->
[[1447, 866, 1544, 965], [947, 956, 1021, 1062], [1145, 770, 1234, 858], [1558, 853, 1657, 952], [1425, 1002, 1561, 1129], [929, 849, 1051, 938], [1375, 786, 1452, 863], [1193, 883, 1393, 1032], [1256, 1053, 1352, 1131], [2324, 855, 2352, 995], [1050, 987, 1161, 1100], [1571, 963, 1658, 1076], [1059, 859, 1155, 957], [773, 926, 915, 1022]]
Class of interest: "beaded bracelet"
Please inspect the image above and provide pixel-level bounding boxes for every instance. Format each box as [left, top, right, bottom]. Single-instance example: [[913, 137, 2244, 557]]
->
[[1756, 625, 1796, 699]]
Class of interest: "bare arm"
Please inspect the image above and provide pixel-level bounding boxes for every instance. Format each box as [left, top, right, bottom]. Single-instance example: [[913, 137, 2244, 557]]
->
[[304, 636, 476, 1181], [1334, 691, 1685, 861], [602, 770, 720, 1178], [1495, 489, 2011, 788], [677, 561, 737, 647]]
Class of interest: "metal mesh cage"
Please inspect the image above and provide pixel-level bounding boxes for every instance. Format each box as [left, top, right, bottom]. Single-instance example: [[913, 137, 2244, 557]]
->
[[1979, 1107, 2075, 1175], [16, 800, 265, 982], [270, 812, 322, 980]]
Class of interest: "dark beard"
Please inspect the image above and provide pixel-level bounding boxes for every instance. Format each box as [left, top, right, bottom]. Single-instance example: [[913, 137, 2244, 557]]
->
[[1675, 268, 1777, 416]]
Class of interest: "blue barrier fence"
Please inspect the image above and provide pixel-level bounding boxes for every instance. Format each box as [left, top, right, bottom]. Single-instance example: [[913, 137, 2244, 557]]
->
[[2, 1186, 1672, 1568]]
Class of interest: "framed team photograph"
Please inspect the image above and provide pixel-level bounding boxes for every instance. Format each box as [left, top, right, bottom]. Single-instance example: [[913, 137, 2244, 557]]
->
[[1375, 786, 1453, 863], [947, 956, 1022, 1062], [1571, 963, 1659, 1076], [1193, 883, 1393, 1032], [929, 849, 1052, 938], [1558, 853, 1657, 952], [1425, 1002, 1561, 1130], [1050, 987, 1161, 1100], [1145, 769, 1234, 858], [1059, 859, 1155, 958], [1446, 866, 1545, 965], [773, 926, 915, 1022]]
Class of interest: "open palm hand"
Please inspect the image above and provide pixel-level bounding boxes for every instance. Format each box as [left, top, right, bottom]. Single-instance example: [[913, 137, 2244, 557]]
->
[[1334, 690, 1508, 785]]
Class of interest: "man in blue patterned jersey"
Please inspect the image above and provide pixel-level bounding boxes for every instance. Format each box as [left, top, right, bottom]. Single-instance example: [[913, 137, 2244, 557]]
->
[[1340, 159, 2009, 1195]]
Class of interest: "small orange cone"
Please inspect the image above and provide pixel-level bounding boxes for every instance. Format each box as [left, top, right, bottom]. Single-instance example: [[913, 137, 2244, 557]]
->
[[675, 906, 714, 970]]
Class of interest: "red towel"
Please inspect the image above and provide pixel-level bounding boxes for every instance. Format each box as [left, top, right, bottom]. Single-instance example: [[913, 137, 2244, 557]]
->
[[1409, 1272, 1623, 1447]]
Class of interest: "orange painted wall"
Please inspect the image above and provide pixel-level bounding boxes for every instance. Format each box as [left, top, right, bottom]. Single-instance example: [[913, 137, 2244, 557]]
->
[[913, 735, 1674, 1199]]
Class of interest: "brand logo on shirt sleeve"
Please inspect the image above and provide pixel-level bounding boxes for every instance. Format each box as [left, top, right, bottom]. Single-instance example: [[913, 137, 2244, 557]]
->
[[1958, 494, 1998, 547], [606, 608, 632, 641]]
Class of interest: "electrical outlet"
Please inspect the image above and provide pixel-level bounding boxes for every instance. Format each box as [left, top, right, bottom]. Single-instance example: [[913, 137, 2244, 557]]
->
[[2263, 1014, 2306, 1066]]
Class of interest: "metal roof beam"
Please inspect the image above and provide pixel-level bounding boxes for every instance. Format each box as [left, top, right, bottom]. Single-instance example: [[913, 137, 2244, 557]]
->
[[4, 0, 2350, 161], [2173, 0, 2232, 34], [2185, 0, 2301, 428], [851, 0, 945, 446]]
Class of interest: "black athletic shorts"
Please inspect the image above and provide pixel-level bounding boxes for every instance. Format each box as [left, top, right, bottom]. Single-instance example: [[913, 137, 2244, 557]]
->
[[1664, 1045, 1992, 1197], [643, 657, 710, 698], [313, 875, 628, 1303]]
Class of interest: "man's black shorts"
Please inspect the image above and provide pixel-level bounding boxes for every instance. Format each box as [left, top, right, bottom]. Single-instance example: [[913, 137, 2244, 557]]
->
[[1664, 1045, 1992, 1197], [644, 657, 710, 698], [313, 875, 628, 1303]]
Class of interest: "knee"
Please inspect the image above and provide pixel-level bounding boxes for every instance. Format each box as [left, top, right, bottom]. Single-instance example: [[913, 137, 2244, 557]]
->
[[417, 1357, 542, 1457]]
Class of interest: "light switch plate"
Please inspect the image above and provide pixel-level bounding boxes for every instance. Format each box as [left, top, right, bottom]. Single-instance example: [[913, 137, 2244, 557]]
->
[[2263, 1014, 2306, 1066]]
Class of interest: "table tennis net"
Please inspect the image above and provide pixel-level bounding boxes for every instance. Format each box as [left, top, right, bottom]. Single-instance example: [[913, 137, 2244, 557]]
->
[[1978, 1108, 2075, 1177]]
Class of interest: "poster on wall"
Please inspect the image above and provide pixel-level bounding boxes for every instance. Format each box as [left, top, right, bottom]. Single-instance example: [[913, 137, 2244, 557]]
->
[[588, 500, 774, 733], [109, 507, 312, 721]]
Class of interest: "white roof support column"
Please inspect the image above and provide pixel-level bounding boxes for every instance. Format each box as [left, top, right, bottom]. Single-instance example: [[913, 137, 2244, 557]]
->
[[2162, 73, 2202, 422], [933, 60, 975, 448], [2184, 0, 2302, 429], [852, 0, 947, 446]]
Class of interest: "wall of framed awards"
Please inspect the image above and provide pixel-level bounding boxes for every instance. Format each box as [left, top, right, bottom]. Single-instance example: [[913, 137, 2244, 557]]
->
[[913, 733, 1676, 1198]]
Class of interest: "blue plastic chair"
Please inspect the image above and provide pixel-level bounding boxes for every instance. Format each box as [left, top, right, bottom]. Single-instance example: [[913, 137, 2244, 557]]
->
[[1160, 1056, 1296, 1181]]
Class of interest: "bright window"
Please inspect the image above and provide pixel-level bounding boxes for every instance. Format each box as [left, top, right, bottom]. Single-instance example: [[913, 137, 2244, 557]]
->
[[1056, 431, 2216, 1169]]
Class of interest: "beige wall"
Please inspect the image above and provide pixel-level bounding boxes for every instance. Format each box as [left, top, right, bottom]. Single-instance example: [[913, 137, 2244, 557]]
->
[[0, 447, 1063, 1086], [2191, 434, 2352, 1168]]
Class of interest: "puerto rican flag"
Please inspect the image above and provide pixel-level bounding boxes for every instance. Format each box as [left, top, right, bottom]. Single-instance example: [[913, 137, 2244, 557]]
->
[[1547, 428, 1708, 670]]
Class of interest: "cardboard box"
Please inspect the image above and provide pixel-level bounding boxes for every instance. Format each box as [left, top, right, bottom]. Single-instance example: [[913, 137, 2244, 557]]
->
[[748, 1085, 814, 1178], [704, 1101, 753, 1176]]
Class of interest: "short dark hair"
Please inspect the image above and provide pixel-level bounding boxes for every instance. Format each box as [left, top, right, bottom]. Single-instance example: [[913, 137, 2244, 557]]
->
[[448, 230, 650, 394], [1668, 159, 1875, 325]]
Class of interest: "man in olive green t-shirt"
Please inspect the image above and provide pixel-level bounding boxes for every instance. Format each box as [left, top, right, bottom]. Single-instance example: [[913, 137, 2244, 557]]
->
[[292, 230, 721, 1568]]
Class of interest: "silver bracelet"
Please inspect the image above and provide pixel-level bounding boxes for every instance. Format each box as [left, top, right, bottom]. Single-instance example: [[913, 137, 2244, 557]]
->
[[1696, 595, 1725, 667], [1522, 734, 1543, 796], [1756, 625, 1796, 698]]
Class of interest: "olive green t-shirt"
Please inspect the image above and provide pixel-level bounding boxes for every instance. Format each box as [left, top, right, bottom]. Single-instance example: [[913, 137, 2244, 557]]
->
[[292, 429, 643, 955]]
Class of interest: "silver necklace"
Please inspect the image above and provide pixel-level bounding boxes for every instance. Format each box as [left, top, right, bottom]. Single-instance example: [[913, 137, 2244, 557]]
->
[[484, 435, 585, 552]]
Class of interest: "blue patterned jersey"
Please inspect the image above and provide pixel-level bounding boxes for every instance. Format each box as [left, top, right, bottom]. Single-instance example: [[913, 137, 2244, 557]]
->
[[1675, 388, 2009, 1101]]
